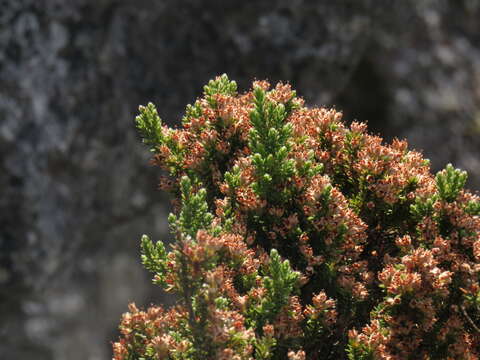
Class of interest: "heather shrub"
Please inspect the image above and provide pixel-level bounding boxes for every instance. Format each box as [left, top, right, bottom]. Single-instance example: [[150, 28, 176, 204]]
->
[[113, 75, 480, 359]]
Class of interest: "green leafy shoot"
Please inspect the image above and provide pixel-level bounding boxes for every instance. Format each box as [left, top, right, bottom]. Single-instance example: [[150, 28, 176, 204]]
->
[[168, 176, 214, 239], [140, 234, 168, 287], [254, 334, 276, 360], [435, 163, 467, 203], [182, 101, 203, 124], [346, 340, 375, 360], [135, 102, 164, 152], [465, 200, 480, 216], [249, 86, 295, 200], [203, 74, 237, 107], [250, 249, 299, 329], [410, 195, 437, 220]]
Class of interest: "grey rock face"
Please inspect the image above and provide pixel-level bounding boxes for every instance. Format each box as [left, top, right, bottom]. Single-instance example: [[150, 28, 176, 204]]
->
[[0, 0, 478, 359], [338, 0, 480, 188]]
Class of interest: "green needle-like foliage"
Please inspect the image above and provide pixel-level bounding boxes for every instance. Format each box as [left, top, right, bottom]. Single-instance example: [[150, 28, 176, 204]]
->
[[248, 249, 300, 330], [135, 102, 164, 152], [263, 249, 299, 309], [141, 234, 168, 287], [436, 163, 468, 203], [204, 73, 238, 107], [169, 176, 215, 238], [249, 87, 295, 200]]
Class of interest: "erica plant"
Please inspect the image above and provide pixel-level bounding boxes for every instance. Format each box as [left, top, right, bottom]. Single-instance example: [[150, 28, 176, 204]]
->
[[113, 75, 480, 359]]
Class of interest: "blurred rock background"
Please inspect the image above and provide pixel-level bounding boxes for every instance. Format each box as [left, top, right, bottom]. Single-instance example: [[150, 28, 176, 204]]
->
[[0, 0, 479, 359]]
